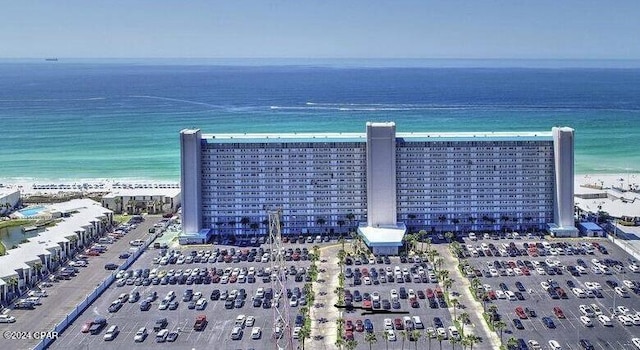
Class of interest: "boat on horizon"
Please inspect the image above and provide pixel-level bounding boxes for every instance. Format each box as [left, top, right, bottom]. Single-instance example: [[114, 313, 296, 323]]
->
[[45, 58, 58, 62]]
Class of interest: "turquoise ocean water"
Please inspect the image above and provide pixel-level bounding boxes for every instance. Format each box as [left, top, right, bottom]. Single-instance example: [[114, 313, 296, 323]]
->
[[1, 60, 639, 181]]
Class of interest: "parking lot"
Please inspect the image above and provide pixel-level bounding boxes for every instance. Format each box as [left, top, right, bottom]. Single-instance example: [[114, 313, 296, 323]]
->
[[335, 250, 466, 350], [0, 216, 159, 350], [50, 237, 322, 350], [462, 236, 640, 350]]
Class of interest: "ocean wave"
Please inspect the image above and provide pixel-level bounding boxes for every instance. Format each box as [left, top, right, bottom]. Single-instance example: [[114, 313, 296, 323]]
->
[[269, 102, 640, 112], [129, 95, 226, 108], [0, 97, 106, 102]]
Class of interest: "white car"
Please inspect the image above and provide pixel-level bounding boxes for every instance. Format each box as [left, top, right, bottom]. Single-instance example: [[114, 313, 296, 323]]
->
[[384, 318, 393, 330], [28, 290, 48, 298], [548, 339, 562, 350], [617, 305, 630, 315], [580, 316, 593, 327], [436, 327, 448, 339], [289, 296, 298, 307], [495, 290, 506, 299], [572, 288, 586, 298], [618, 314, 633, 326], [292, 326, 301, 339], [385, 329, 396, 341], [251, 327, 261, 339], [623, 280, 636, 289], [541, 281, 551, 290], [527, 340, 541, 350], [195, 298, 207, 310], [597, 314, 612, 326], [390, 289, 398, 300], [371, 291, 380, 302], [632, 337, 640, 349], [412, 316, 424, 329], [448, 326, 460, 340], [615, 287, 630, 298], [103, 325, 119, 341], [235, 314, 246, 326], [245, 316, 255, 327], [590, 303, 602, 315], [134, 327, 148, 342], [0, 315, 16, 323]]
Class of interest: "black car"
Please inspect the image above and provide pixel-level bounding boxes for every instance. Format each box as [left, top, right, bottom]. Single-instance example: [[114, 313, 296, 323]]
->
[[525, 307, 537, 317], [167, 332, 179, 342], [119, 253, 131, 259], [225, 300, 234, 309], [210, 290, 220, 300], [542, 317, 555, 329], [104, 263, 119, 270], [579, 339, 595, 350], [567, 280, 576, 288], [153, 318, 168, 331], [140, 300, 151, 311], [253, 298, 262, 307], [515, 281, 526, 292], [512, 318, 524, 329], [433, 317, 443, 328]]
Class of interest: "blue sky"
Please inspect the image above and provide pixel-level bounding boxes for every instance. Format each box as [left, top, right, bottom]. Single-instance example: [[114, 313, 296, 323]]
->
[[1, 0, 639, 59]]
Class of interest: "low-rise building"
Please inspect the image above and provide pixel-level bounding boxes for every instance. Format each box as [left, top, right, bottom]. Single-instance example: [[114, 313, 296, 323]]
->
[[0, 189, 20, 215], [0, 199, 112, 304], [101, 188, 180, 214]]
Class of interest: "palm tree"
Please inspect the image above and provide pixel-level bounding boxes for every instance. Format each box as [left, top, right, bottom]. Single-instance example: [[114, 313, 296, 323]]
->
[[450, 297, 459, 319], [344, 339, 358, 350], [335, 337, 345, 350], [487, 305, 499, 326], [6, 276, 19, 297], [381, 330, 390, 350], [436, 332, 445, 350], [365, 332, 378, 350], [337, 219, 346, 233], [346, 212, 356, 227], [444, 231, 454, 243], [411, 330, 422, 350], [400, 330, 408, 350], [464, 334, 481, 350], [470, 277, 481, 296], [458, 312, 470, 334], [299, 325, 311, 350], [434, 257, 444, 272], [427, 249, 438, 264], [437, 269, 449, 282], [451, 336, 460, 350], [506, 337, 518, 350], [418, 231, 429, 252], [494, 320, 507, 344]]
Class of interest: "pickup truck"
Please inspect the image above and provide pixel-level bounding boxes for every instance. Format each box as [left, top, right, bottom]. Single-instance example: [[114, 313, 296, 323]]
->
[[193, 315, 207, 331]]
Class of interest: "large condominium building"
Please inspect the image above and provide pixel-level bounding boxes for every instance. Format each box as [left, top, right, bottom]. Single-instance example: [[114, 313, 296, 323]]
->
[[180, 122, 577, 254]]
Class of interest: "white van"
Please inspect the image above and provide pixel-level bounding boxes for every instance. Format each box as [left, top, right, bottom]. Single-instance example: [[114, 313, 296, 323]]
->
[[468, 232, 477, 241], [315, 235, 322, 243], [99, 237, 114, 244]]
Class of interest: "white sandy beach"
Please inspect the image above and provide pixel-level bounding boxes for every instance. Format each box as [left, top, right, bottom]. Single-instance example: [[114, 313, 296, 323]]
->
[[0, 178, 179, 196], [1, 173, 638, 196]]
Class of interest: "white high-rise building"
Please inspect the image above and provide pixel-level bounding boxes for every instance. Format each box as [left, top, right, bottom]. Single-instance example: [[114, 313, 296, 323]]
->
[[180, 122, 577, 252]]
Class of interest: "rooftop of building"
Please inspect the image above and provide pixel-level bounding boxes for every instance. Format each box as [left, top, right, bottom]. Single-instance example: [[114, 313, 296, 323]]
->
[[102, 187, 181, 199], [198, 130, 554, 144], [0, 199, 112, 278], [357, 223, 407, 247]]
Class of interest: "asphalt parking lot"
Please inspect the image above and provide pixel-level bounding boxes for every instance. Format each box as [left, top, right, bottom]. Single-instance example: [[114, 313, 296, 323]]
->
[[463, 236, 640, 350], [0, 216, 159, 350], [339, 252, 460, 350], [50, 238, 320, 350]]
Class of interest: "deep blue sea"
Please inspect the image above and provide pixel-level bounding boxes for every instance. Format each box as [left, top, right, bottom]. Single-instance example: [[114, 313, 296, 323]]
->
[[1, 60, 639, 181]]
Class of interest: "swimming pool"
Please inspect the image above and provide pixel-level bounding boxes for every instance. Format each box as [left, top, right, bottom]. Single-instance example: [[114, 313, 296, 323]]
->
[[17, 205, 46, 218]]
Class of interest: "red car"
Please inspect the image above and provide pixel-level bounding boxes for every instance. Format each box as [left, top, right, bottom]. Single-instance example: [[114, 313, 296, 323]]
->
[[84, 249, 100, 256], [553, 307, 565, 318], [488, 291, 497, 300], [362, 300, 372, 309], [394, 318, 404, 330], [355, 320, 364, 332], [344, 331, 354, 341], [345, 320, 354, 332], [425, 288, 434, 299], [80, 320, 93, 333], [522, 268, 530, 276], [515, 307, 528, 319], [434, 287, 444, 298]]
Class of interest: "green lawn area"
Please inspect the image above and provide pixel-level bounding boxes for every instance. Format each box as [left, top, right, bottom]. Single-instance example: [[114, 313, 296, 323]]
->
[[113, 215, 130, 224], [0, 219, 32, 230]]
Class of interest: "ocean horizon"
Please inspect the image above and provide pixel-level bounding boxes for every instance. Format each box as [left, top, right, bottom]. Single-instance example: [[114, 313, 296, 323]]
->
[[1, 60, 639, 182]]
